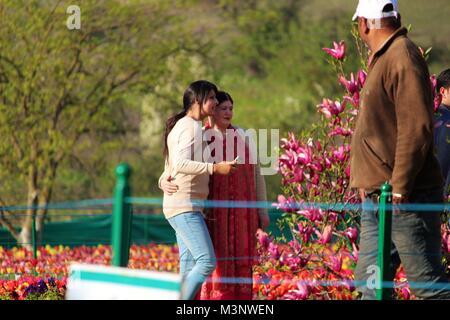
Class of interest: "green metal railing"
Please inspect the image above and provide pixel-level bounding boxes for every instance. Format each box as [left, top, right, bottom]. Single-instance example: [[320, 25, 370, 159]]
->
[[377, 182, 393, 300], [111, 163, 133, 267]]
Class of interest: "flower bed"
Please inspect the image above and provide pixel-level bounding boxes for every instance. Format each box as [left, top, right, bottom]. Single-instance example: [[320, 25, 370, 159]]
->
[[0, 244, 179, 300]]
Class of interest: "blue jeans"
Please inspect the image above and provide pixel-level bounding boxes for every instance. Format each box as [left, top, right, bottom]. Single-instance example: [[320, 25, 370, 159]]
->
[[168, 212, 216, 300], [355, 187, 450, 299]]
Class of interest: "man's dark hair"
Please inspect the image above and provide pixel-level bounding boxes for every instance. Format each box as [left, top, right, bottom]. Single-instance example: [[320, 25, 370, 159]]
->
[[437, 68, 450, 92], [382, 3, 402, 30]]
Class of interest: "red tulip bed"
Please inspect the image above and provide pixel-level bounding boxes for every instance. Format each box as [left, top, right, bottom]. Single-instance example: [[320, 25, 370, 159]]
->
[[0, 244, 179, 300], [1, 234, 448, 300]]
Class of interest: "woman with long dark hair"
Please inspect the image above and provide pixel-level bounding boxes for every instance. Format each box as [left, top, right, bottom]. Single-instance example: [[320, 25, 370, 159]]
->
[[161, 90, 270, 299], [159, 81, 237, 300]]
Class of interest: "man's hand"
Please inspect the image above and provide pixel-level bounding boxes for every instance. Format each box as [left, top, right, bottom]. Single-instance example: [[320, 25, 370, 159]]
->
[[160, 177, 179, 196], [392, 193, 408, 205], [392, 193, 409, 213]]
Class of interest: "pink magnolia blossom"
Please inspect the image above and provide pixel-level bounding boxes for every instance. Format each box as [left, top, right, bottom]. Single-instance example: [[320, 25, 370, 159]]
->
[[280, 253, 308, 271], [316, 225, 333, 244], [315, 141, 322, 152], [324, 157, 332, 169], [297, 223, 314, 243], [328, 211, 338, 223], [344, 91, 360, 107], [275, 195, 297, 213], [329, 126, 353, 137], [323, 41, 346, 61], [280, 133, 300, 151], [339, 73, 359, 95], [311, 174, 320, 186], [328, 254, 343, 273], [279, 150, 299, 168], [431, 75, 442, 112], [297, 146, 313, 165], [358, 70, 367, 87], [256, 229, 270, 249], [309, 161, 324, 173], [317, 99, 346, 118], [345, 164, 351, 178], [345, 227, 358, 243], [298, 208, 324, 222], [292, 168, 304, 183], [288, 239, 302, 252], [284, 281, 309, 300], [268, 242, 280, 259], [348, 109, 358, 116], [332, 145, 348, 162]]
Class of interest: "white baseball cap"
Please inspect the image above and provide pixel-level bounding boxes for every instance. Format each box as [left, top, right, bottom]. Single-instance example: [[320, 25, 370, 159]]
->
[[352, 0, 399, 21]]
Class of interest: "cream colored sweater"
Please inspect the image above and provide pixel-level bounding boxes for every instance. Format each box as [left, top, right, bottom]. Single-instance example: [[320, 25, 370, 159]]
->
[[161, 116, 214, 219]]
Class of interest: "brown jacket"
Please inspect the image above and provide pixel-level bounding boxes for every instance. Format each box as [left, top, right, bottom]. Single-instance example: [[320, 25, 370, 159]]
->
[[350, 28, 443, 196]]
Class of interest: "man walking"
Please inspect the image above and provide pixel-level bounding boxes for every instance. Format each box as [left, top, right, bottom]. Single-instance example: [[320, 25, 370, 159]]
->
[[350, 0, 450, 299]]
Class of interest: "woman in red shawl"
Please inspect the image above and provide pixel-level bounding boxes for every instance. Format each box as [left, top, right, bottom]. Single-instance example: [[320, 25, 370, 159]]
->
[[160, 91, 269, 299], [198, 91, 270, 300]]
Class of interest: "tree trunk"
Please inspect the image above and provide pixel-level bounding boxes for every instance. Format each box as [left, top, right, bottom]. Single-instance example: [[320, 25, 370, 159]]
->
[[35, 159, 58, 245], [36, 185, 53, 245], [19, 158, 38, 250]]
